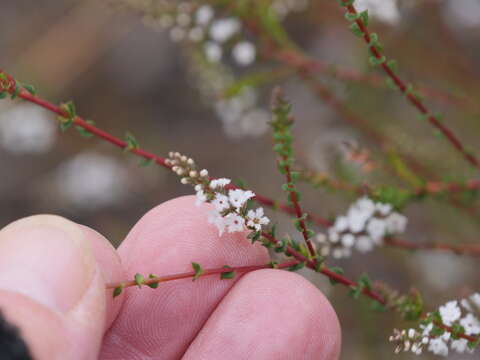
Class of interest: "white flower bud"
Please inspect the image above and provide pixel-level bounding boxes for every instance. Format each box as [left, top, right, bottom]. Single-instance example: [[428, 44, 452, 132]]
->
[[200, 169, 208, 177], [189, 170, 198, 178], [181, 177, 189, 184]]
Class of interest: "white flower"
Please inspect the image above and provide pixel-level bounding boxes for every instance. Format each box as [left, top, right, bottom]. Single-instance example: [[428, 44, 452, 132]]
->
[[332, 247, 350, 259], [210, 178, 231, 189], [376, 202, 392, 216], [195, 190, 207, 206], [334, 216, 348, 232], [366, 217, 386, 243], [355, 197, 376, 218], [208, 210, 226, 236], [212, 194, 230, 212], [439, 300, 461, 326], [209, 18, 241, 43], [385, 212, 408, 234], [204, 41, 222, 63], [246, 208, 269, 231], [328, 228, 340, 243], [346, 207, 369, 233], [316, 233, 327, 244], [225, 213, 245, 233], [470, 293, 480, 308], [341, 233, 355, 248], [196, 5, 214, 25], [460, 313, 480, 335], [451, 339, 471, 353], [356, 235, 374, 253], [428, 338, 448, 356], [232, 41, 256, 66], [228, 189, 255, 209], [421, 323, 434, 336]]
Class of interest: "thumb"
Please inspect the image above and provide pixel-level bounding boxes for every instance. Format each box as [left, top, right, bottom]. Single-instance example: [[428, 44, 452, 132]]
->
[[0, 215, 117, 359]]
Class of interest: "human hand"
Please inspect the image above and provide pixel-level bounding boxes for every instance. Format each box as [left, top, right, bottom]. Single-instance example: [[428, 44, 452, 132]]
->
[[0, 196, 341, 360]]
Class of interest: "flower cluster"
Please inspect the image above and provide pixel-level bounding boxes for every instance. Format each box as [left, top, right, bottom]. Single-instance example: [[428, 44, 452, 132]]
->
[[315, 197, 407, 259], [140, 2, 257, 67], [166, 151, 270, 236], [390, 293, 480, 356]]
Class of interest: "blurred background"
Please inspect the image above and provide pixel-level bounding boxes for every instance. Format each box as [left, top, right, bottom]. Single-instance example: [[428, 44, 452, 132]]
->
[[1, 0, 480, 358]]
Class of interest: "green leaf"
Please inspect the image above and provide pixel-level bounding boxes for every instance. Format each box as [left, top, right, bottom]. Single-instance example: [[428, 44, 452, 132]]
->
[[192, 262, 203, 281], [113, 285, 124, 298], [147, 274, 159, 289], [349, 22, 364, 37], [268, 261, 278, 269], [139, 158, 155, 167], [59, 118, 74, 132], [314, 257, 325, 272], [369, 55, 386, 66], [76, 119, 95, 138], [134, 273, 145, 288], [288, 262, 305, 272], [220, 266, 235, 279], [357, 273, 372, 291], [23, 83, 36, 95], [0, 92, 7, 99], [329, 266, 344, 285], [10, 84, 21, 99], [349, 286, 361, 299], [344, 12, 359, 22], [359, 10, 369, 27], [124, 132, 139, 152], [386, 59, 398, 74]]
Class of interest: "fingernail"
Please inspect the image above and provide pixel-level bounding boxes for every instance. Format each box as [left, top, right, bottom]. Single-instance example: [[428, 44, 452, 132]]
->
[[0, 215, 97, 313]]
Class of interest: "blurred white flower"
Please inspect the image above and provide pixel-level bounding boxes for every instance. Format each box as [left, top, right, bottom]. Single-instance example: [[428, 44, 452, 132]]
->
[[209, 18, 241, 43], [355, 0, 400, 24], [0, 104, 56, 154], [232, 41, 256, 66], [204, 41, 222, 62], [55, 152, 128, 209], [196, 5, 214, 26]]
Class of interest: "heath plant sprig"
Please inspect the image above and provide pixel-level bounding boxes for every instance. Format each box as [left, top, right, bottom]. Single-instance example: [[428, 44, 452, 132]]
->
[[336, 0, 480, 171], [390, 293, 480, 356], [2, 69, 480, 261], [270, 88, 317, 258]]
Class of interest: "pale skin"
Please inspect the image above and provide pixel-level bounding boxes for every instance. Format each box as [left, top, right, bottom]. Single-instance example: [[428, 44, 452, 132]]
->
[[0, 196, 341, 359]]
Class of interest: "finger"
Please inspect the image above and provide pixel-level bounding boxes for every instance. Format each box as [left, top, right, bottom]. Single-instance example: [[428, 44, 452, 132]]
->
[[0, 215, 123, 359], [100, 195, 270, 359], [81, 226, 125, 330], [183, 269, 341, 360]]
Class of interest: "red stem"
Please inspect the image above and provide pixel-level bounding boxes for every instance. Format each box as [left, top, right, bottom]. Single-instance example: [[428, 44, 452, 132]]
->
[[280, 156, 317, 257], [260, 232, 387, 304], [106, 259, 299, 289], [343, 4, 480, 171]]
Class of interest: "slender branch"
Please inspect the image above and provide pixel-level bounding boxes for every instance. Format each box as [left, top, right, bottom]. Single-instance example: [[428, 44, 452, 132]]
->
[[272, 48, 476, 111], [106, 259, 300, 290], [2, 71, 479, 258], [339, 2, 480, 171], [260, 231, 387, 304]]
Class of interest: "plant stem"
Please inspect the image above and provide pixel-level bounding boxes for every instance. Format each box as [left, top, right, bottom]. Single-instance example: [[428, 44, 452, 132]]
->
[[106, 259, 299, 290]]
